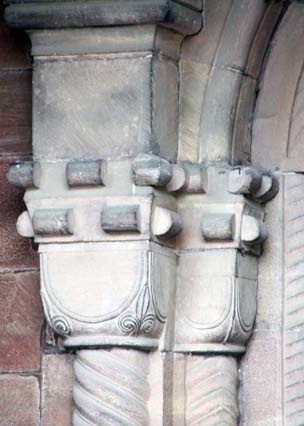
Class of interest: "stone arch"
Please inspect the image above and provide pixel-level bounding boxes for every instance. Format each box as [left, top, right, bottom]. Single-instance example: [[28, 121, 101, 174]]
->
[[252, 1, 304, 172], [179, 0, 284, 165]]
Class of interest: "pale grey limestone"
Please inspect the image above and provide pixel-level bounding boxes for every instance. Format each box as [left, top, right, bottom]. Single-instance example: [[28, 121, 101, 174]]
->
[[33, 54, 179, 162], [152, 206, 182, 239], [16, 211, 35, 238], [201, 213, 235, 241], [101, 205, 140, 233], [66, 159, 105, 187], [133, 154, 173, 187], [6, 161, 35, 189], [5, 0, 203, 34], [33, 208, 73, 235], [179, 0, 282, 164], [252, 3, 304, 172], [229, 167, 262, 195]]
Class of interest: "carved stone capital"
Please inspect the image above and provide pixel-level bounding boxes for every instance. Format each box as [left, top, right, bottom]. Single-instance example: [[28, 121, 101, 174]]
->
[[174, 165, 278, 354]]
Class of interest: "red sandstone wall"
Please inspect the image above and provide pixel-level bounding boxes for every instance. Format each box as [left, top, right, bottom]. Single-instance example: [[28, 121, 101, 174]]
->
[[0, 3, 73, 425]]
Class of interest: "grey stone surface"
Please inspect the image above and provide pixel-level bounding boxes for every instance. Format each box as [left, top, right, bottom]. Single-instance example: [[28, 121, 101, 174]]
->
[[240, 176, 283, 426], [67, 159, 105, 187], [229, 167, 262, 195], [201, 213, 235, 241], [101, 205, 140, 233], [33, 208, 73, 235], [33, 53, 179, 162], [5, 0, 203, 35], [133, 154, 172, 187], [178, 0, 283, 164], [252, 3, 304, 171], [6, 161, 35, 188]]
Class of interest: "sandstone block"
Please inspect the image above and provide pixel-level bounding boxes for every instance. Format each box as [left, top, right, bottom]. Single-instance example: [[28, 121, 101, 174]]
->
[[0, 271, 42, 372]]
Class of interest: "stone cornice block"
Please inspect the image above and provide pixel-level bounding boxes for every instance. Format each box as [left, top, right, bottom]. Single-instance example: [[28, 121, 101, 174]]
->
[[4, 0, 203, 35]]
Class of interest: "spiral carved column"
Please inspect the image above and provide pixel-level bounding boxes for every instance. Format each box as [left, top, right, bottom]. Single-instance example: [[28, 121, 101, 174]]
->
[[73, 350, 150, 426], [186, 356, 238, 426]]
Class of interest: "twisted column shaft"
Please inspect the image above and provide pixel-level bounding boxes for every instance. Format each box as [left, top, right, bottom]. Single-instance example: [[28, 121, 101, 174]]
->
[[186, 356, 239, 426], [73, 349, 150, 426]]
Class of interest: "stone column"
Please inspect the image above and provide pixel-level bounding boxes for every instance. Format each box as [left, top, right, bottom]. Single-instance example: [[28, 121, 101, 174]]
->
[[4, 1, 203, 424], [173, 163, 278, 424]]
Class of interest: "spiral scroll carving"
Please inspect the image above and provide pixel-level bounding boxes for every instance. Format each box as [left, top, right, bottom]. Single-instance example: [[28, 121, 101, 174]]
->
[[118, 283, 156, 336], [186, 355, 239, 426], [73, 349, 150, 426], [51, 315, 71, 336]]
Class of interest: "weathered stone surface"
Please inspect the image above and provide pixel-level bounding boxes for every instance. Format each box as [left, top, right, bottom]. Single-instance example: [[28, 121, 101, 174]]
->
[[73, 349, 150, 425], [67, 159, 105, 187], [179, 0, 283, 164], [0, 271, 42, 372], [33, 208, 73, 235], [16, 210, 35, 237], [39, 241, 176, 349], [5, 0, 202, 35], [6, 160, 35, 188], [33, 54, 178, 162], [201, 213, 235, 241], [252, 3, 304, 171], [152, 206, 182, 239], [0, 375, 40, 426], [185, 356, 239, 425], [282, 174, 304, 426], [229, 167, 262, 195], [240, 176, 283, 426], [29, 26, 183, 60], [0, 70, 32, 155], [175, 249, 258, 354], [41, 354, 74, 426], [0, 158, 38, 271], [101, 205, 140, 233], [133, 154, 172, 187]]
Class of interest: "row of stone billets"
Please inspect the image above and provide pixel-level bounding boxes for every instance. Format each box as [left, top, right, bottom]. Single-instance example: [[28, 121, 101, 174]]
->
[[6, 155, 278, 199], [7, 159, 106, 189], [7, 159, 277, 250]]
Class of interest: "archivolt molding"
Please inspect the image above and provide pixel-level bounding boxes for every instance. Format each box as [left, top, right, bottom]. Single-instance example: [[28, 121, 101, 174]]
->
[[179, 0, 284, 165], [252, 1, 304, 172]]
